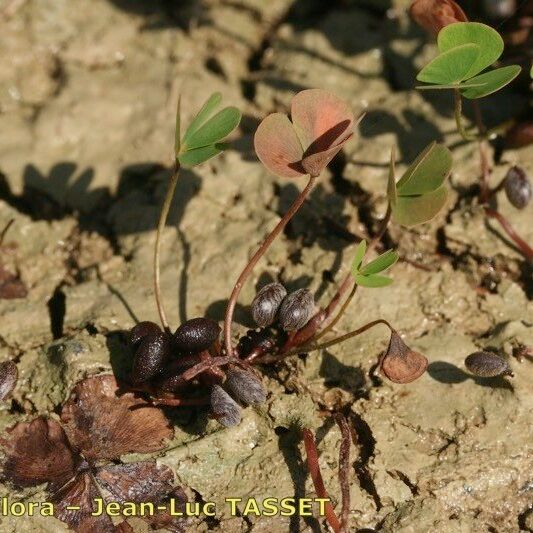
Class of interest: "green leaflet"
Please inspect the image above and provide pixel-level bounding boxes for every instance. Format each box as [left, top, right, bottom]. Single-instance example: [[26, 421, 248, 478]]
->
[[392, 186, 448, 227], [353, 273, 394, 288], [351, 240, 367, 273], [182, 107, 241, 151], [416, 23, 520, 102], [460, 65, 521, 99], [360, 249, 399, 276], [416, 43, 480, 85], [181, 92, 222, 147], [438, 22, 504, 78], [351, 241, 398, 288], [178, 144, 224, 168], [396, 143, 452, 196]]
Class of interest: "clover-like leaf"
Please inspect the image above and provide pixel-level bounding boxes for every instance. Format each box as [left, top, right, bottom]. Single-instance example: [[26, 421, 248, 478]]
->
[[182, 107, 241, 151], [460, 65, 521, 99], [176, 92, 241, 168], [254, 89, 357, 178], [438, 22, 504, 78], [181, 92, 222, 147], [393, 185, 448, 227], [351, 240, 367, 273], [417, 43, 480, 85], [353, 273, 394, 288], [396, 142, 452, 196], [351, 243, 398, 288], [360, 249, 399, 276]]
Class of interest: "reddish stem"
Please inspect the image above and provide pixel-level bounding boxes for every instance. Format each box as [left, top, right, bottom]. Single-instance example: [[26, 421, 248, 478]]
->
[[180, 355, 240, 382], [257, 317, 393, 365], [335, 414, 352, 532], [223, 175, 317, 357], [147, 396, 209, 407], [471, 101, 531, 260], [302, 428, 341, 533], [485, 208, 533, 262]]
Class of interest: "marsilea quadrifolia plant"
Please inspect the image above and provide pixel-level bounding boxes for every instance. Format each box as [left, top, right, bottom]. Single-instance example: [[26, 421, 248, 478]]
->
[[0, 88, 518, 533], [118, 88, 454, 431], [412, 0, 532, 262]]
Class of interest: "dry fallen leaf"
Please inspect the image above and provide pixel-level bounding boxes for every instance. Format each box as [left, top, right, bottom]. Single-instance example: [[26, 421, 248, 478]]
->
[[52, 470, 116, 533], [1, 374, 186, 533], [61, 374, 174, 461], [2, 417, 79, 491]]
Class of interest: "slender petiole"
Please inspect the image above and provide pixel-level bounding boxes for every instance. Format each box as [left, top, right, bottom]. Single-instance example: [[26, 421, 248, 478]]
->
[[290, 319, 393, 357], [154, 163, 180, 334], [454, 90, 477, 142], [223, 174, 317, 357], [302, 428, 341, 533]]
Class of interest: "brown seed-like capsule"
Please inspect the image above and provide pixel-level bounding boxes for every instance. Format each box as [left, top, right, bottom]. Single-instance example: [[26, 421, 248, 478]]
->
[[279, 288, 314, 331], [210, 384, 241, 427], [464, 351, 513, 377], [131, 332, 171, 384], [0, 360, 18, 400], [504, 166, 531, 210], [380, 330, 428, 384], [225, 367, 266, 405], [129, 321, 161, 348], [505, 119, 533, 149], [251, 282, 287, 327], [174, 318, 221, 353]]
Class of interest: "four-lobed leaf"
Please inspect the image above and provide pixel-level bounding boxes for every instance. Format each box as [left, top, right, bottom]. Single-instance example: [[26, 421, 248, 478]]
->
[[416, 22, 521, 99], [351, 240, 399, 288], [176, 92, 242, 168]]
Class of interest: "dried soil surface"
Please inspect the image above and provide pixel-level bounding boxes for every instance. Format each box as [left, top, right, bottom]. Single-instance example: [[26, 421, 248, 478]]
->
[[0, 1, 531, 532]]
